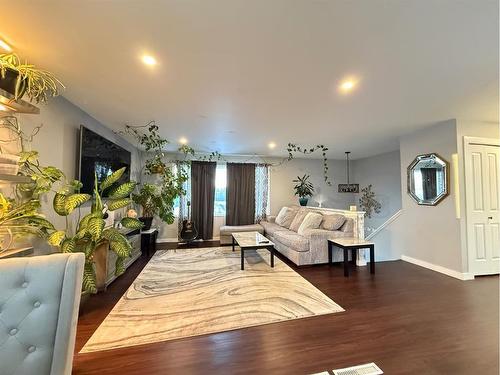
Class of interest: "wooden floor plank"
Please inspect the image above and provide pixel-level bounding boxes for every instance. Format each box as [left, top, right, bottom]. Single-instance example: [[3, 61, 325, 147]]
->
[[73, 244, 499, 375]]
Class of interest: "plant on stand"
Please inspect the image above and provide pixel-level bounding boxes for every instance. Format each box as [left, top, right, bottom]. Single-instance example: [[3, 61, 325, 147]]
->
[[293, 174, 314, 206], [121, 122, 189, 229], [0, 53, 65, 103], [48, 167, 143, 293]]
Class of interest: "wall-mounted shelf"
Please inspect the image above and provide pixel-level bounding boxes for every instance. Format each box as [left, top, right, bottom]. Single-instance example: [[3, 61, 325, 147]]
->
[[0, 174, 31, 184], [0, 88, 40, 114]]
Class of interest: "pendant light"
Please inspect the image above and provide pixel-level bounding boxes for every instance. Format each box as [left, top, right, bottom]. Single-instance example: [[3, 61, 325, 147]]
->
[[338, 151, 359, 193]]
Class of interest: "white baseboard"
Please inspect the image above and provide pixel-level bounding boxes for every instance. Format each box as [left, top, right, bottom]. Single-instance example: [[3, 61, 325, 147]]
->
[[401, 255, 474, 281]]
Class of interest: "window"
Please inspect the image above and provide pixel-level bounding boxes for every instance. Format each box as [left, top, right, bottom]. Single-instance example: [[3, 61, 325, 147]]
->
[[214, 164, 227, 216]]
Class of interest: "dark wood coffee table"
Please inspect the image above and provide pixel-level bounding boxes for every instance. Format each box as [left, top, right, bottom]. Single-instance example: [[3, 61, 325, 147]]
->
[[328, 237, 375, 277], [232, 232, 275, 270]]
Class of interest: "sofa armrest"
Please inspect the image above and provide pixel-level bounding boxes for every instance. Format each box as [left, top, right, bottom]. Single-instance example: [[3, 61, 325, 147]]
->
[[266, 215, 276, 223]]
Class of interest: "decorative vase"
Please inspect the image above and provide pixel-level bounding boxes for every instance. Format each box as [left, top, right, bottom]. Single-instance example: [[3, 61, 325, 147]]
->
[[299, 197, 308, 206], [139, 216, 153, 230]]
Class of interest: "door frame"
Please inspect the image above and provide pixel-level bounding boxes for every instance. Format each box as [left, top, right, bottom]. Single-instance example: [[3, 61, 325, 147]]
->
[[463, 136, 500, 276]]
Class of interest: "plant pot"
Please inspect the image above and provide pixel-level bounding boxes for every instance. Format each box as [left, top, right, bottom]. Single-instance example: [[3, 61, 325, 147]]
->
[[299, 197, 309, 206], [0, 68, 27, 98], [139, 216, 153, 230]]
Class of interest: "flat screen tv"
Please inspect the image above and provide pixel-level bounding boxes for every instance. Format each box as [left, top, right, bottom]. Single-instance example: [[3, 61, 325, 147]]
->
[[78, 125, 131, 195]]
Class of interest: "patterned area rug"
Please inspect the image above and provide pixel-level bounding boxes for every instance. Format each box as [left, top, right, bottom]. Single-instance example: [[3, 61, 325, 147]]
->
[[81, 246, 344, 353]]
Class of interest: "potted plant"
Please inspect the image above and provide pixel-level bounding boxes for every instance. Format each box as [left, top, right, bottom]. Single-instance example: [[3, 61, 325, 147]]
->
[[132, 183, 157, 230], [49, 167, 143, 293], [293, 174, 314, 206], [0, 53, 65, 103]]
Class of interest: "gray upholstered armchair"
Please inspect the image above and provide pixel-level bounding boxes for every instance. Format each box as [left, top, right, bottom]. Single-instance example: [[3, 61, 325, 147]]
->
[[0, 253, 85, 375]]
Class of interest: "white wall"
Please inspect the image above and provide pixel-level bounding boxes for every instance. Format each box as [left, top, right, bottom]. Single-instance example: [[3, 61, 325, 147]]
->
[[8, 96, 140, 253]]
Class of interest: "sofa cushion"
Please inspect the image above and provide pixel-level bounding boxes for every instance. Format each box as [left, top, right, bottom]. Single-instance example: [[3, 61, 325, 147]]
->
[[289, 208, 311, 232], [260, 220, 289, 236], [321, 214, 346, 231], [275, 207, 298, 228], [273, 230, 310, 252], [297, 212, 323, 235]]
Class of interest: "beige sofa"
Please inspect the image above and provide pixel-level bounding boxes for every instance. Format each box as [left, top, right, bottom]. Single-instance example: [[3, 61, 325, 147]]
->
[[260, 206, 364, 266]]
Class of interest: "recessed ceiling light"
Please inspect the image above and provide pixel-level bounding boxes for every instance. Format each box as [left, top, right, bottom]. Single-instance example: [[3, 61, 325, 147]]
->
[[339, 78, 358, 93], [268, 142, 276, 149], [142, 55, 157, 66], [0, 39, 12, 52], [179, 137, 188, 145]]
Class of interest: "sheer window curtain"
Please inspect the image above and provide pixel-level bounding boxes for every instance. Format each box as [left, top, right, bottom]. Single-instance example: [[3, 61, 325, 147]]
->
[[177, 161, 191, 240], [255, 164, 270, 223]]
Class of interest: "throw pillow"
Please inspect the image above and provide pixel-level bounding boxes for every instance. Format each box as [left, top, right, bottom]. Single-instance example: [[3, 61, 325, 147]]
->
[[275, 207, 298, 228], [321, 214, 346, 231], [297, 212, 323, 236], [289, 208, 312, 232]]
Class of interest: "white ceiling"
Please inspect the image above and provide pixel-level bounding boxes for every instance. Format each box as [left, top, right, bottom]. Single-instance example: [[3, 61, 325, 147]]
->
[[2, 0, 498, 159]]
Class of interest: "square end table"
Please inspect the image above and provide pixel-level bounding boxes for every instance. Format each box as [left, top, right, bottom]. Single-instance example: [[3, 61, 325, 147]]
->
[[328, 237, 375, 277]]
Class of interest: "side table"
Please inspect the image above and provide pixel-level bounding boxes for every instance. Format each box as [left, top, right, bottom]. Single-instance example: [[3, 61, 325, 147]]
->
[[141, 228, 159, 257], [328, 238, 375, 277]]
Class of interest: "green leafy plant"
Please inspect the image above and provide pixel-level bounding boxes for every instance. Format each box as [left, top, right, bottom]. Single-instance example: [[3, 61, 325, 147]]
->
[[50, 167, 143, 293], [287, 143, 331, 186], [0, 53, 65, 103], [293, 174, 314, 198], [0, 193, 55, 251], [359, 184, 381, 218], [132, 166, 186, 224]]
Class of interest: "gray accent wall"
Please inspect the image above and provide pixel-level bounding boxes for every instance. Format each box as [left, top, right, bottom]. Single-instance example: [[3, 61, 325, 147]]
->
[[269, 157, 355, 214], [352, 150, 402, 230], [14, 96, 140, 253], [392, 119, 463, 272]]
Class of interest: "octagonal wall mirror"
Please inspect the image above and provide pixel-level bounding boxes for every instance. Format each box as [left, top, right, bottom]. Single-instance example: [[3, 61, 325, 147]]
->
[[407, 153, 449, 206]]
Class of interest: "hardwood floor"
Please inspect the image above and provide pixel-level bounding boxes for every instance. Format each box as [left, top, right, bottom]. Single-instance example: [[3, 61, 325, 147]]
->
[[73, 244, 499, 375]]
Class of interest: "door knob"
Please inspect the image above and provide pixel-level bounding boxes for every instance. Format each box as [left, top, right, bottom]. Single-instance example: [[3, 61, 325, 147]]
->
[[488, 216, 493, 219]]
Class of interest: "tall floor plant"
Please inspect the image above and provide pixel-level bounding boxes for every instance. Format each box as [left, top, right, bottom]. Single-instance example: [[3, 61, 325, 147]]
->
[[48, 167, 143, 293]]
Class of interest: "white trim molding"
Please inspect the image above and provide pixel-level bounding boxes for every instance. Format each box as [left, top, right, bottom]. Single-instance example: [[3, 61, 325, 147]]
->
[[402, 255, 474, 281], [366, 209, 403, 241]]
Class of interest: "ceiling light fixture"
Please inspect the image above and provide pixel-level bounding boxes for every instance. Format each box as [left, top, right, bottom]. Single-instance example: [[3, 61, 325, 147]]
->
[[142, 55, 157, 66], [339, 77, 358, 93], [179, 137, 188, 145], [268, 142, 276, 149], [0, 39, 12, 52]]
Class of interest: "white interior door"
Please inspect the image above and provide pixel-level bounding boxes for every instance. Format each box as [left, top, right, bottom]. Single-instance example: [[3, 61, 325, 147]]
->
[[465, 141, 500, 275]]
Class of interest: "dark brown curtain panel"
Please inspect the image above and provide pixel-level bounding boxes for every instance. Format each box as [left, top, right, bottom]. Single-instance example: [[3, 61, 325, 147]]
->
[[191, 161, 216, 240], [226, 163, 256, 225]]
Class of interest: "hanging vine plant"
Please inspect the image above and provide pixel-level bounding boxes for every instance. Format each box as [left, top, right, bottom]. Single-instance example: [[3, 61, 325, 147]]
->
[[286, 143, 332, 185]]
